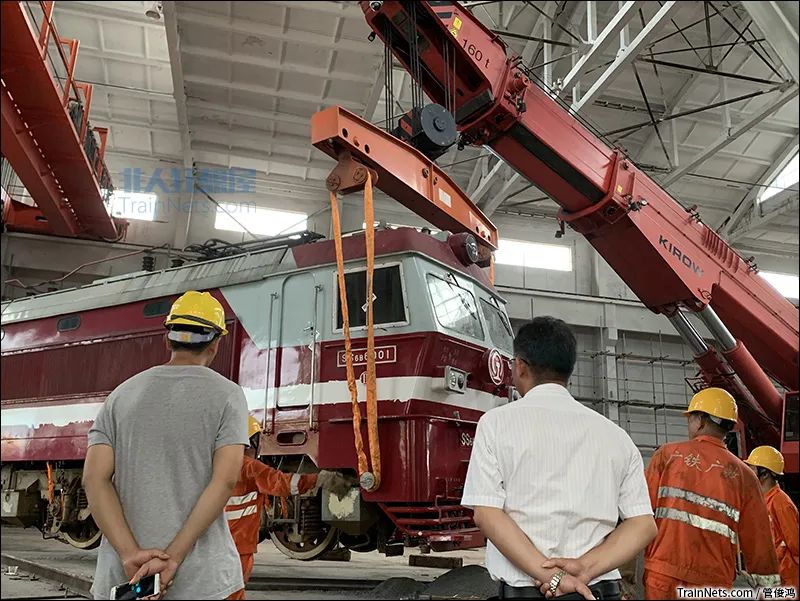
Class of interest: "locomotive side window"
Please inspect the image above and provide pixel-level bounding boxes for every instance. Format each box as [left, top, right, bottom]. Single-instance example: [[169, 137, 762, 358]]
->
[[57, 315, 81, 332], [335, 265, 407, 329], [427, 274, 484, 340], [143, 299, 172, 318], [480, 298, 513, 353]]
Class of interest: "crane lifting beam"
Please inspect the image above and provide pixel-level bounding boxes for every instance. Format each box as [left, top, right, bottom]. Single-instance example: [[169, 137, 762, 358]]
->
[[311, 105, 498, 251], [1, 1, 121, 240], [360, 2, 798, 441]]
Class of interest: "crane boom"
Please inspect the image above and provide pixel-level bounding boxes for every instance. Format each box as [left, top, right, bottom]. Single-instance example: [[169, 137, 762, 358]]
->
[[360, 2, 798, 453]]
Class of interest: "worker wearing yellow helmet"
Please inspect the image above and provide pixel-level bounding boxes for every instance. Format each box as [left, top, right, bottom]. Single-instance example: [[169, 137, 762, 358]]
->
[[642, 387, 780, 599], [164, 289, 228, 346], [225, 416, 353, 600], [85, 290, 252, 599], [745, 446, 799, 591]]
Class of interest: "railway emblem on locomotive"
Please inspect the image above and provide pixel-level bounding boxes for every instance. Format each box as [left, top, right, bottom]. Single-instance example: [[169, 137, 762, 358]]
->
[[487, 348, 505, 385]]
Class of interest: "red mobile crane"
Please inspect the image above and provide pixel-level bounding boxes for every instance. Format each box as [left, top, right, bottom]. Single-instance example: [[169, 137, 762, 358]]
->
[[344, 1, 797, 491]]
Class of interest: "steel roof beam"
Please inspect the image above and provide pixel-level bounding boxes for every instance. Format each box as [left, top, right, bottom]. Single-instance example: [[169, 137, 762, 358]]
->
[[558, 1, 643, 96], [741, 1, 799, 83], [182, 74, 359, 109], [637, 26, 749, 161], [661, 85, 799, 187], [185, 100, 308, 127], [719, 139, 799, 238], [164, 1, 195, 249], [176, 10, 374, 55], [363, 62, 386, 121], [470, 159, 505, 205], [573, 1, 680, 113], [482, 172, 522, 217], [180, 44, 376, 86], [728, 188, 799, 242]]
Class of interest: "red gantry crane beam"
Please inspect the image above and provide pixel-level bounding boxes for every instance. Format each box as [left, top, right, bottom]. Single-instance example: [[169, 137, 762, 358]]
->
[[1, 1, 122, 240], [359, 2, 798, 463]]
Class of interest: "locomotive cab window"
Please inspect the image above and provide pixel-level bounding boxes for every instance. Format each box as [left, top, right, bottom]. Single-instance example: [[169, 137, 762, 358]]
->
[[480, 298, 513, 353], [427, 274, 484, 340], [335, 264, 407, 330]]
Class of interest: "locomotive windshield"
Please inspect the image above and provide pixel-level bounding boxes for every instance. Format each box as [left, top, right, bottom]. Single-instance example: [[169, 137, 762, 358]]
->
[[427, 274, 484, 339], [480, 298, 513, 354]]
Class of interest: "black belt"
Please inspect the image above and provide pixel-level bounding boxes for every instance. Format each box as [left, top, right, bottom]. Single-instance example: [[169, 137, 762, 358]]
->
[[500, 579, 621, 600]]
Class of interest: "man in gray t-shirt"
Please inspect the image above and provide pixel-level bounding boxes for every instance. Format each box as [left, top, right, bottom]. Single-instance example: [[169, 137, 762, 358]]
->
[[84, 291, 248, 600]]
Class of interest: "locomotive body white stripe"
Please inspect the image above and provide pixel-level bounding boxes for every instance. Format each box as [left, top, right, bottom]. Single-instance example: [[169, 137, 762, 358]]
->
[[1, 402, 105, 428], [242, 376, 505, 413], [1, 377, 506, 431]]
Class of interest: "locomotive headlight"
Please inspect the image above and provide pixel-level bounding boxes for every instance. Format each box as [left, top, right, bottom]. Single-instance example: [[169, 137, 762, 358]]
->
[[465, 237, 479, 263], [448, 232, 480, 265]]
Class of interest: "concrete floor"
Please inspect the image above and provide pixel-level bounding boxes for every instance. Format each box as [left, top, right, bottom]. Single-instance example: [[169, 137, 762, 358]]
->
[[0, 526, 486, 599], [2, 570, 83, 599]]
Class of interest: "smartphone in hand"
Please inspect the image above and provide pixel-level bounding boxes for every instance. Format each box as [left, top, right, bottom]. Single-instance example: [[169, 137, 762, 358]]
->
[[110, 574, 160, 600]]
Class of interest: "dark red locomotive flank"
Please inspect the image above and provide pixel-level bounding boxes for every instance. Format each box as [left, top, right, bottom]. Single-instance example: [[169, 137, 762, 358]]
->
[[2, 228, 514, 555]]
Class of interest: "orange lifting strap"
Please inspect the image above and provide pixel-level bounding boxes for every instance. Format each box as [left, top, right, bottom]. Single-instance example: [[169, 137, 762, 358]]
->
[[46, 461, 55, 505], [329, 173, 381, 491]]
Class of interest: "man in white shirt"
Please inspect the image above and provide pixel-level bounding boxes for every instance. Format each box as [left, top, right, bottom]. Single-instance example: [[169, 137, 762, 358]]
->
[[462, 317, 657, 600]]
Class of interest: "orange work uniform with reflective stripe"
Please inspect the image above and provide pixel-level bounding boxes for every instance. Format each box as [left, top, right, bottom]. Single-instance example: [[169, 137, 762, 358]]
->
[[225, 456, 317, 599], [643, 435, 779, 599], [765, 485, 799, 589]]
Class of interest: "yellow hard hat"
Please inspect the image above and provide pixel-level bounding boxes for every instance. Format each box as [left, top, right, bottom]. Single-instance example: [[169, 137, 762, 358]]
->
[[745, 445, 784, 475], [165, 291, 227, 335], [684, 387, 738, 422], [248, 416, 262, 439]]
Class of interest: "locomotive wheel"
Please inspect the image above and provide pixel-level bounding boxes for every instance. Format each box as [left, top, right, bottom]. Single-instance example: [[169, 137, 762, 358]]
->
[[61, 517, 102, 550], [270, 523, 339, 561]]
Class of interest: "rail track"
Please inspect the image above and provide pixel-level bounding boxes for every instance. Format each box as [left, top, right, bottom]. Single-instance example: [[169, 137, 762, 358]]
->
[[1, 552, 384, 598]]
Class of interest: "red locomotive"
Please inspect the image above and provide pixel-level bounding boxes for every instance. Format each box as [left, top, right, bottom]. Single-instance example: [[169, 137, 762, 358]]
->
[[1, 226, 514, 558]]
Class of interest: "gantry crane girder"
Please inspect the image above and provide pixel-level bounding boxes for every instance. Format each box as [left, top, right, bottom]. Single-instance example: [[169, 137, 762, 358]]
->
[[1, 1, 123, 240]]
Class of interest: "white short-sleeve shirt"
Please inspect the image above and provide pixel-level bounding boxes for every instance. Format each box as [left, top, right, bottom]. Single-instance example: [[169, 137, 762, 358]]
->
[[461, 383, 652, 586]]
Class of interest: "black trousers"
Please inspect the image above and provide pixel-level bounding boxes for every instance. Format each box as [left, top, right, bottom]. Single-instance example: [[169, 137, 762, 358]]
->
[[491, 579, 622, 600]]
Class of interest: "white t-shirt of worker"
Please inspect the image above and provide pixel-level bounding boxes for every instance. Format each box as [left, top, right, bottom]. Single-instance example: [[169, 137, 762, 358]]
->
[[88, 365, 249, 600], [462, 383, 653, 587]]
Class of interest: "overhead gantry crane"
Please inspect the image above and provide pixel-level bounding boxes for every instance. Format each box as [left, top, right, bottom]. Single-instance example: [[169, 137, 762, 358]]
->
[[1, 1, 125, 240]]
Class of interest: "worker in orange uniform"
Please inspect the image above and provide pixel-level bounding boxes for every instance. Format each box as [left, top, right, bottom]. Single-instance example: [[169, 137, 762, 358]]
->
[[745, 446, 799, 592], [226, 416, 352, 600], [643, 387, 780, 600]]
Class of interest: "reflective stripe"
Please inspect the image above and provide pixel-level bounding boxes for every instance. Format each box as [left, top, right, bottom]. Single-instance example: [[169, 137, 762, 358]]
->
[[228, 492, 258, 506], [657, 486, 741, 522], [290, 473, 301, 495], [654, 507, 738, 544], [226, 504, 258, 520], [750, 574, 781, 587]]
